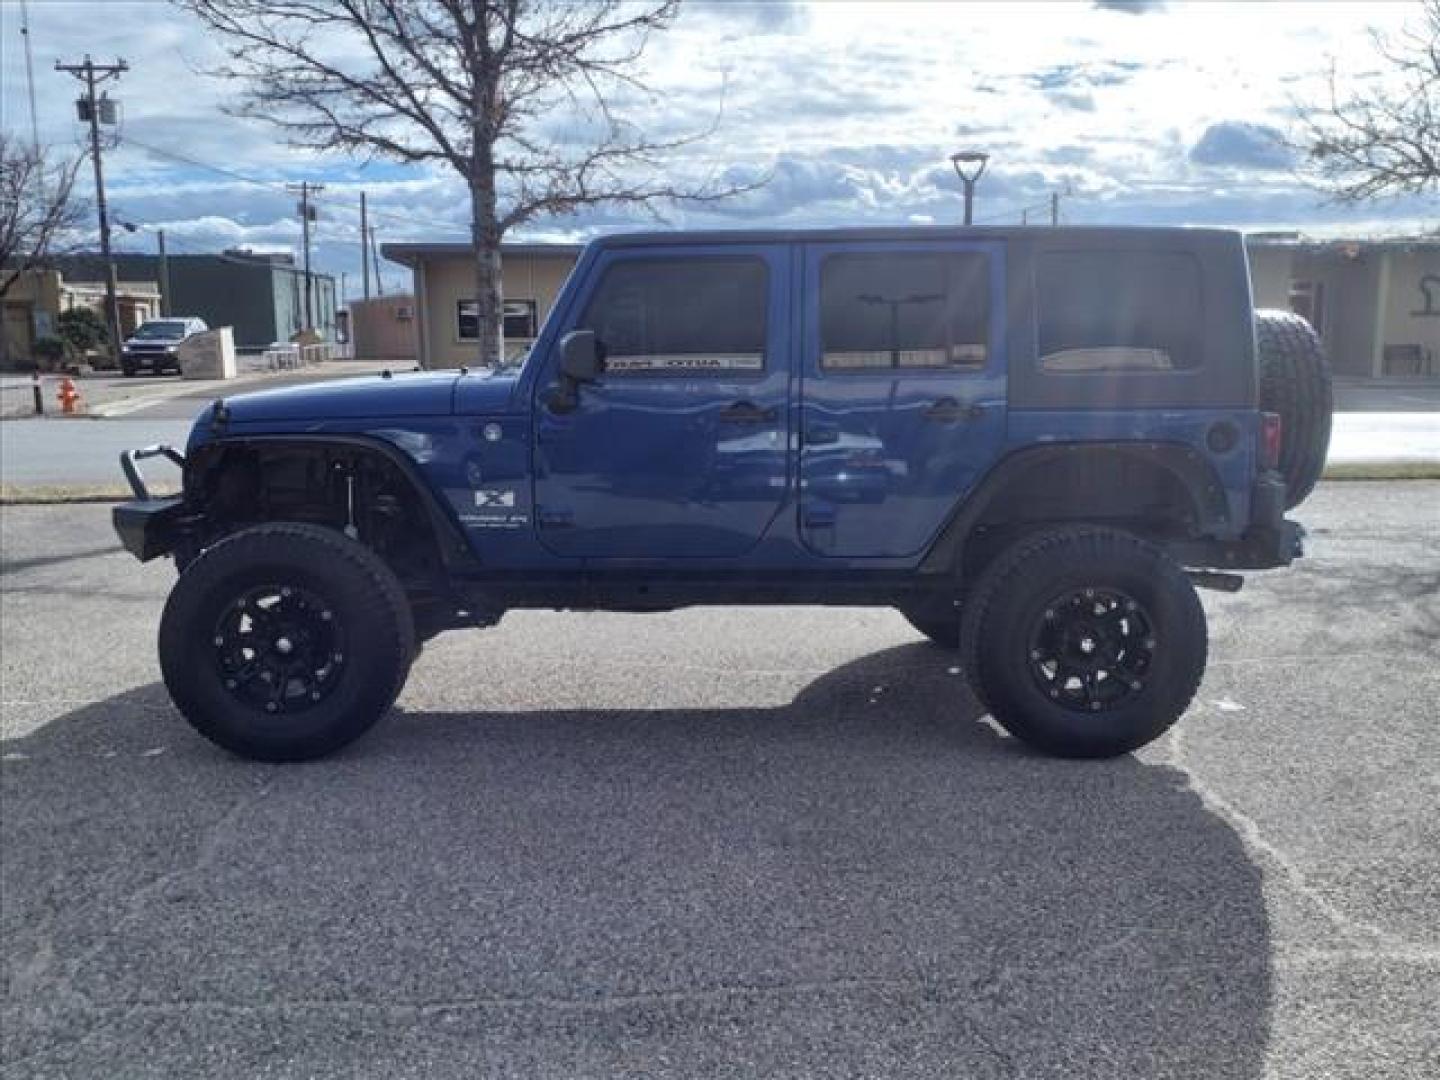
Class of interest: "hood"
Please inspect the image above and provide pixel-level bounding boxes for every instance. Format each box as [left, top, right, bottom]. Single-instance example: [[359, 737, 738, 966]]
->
[[217, 370, 463, 422]]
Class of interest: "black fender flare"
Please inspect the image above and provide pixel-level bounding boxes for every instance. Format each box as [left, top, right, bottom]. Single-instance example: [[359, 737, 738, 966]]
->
[[919, 441, 1233, 575], [184, 433, 481, 573]]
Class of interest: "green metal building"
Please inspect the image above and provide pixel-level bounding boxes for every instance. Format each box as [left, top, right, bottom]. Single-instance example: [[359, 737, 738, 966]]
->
[[51, 251, 337, 349]]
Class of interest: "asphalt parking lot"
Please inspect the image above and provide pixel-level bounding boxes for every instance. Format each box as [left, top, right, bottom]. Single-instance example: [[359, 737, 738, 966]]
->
[[2, 483, 1437, 1078]]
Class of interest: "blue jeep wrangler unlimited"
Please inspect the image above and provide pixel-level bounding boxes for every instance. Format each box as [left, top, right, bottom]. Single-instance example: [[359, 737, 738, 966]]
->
[[114, 227, 1328, 762]]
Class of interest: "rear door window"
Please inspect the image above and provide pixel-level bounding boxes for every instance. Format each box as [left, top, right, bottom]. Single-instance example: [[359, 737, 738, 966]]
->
[[1037, 251, 1203, 373], [579, 257, 767, 375], [820, 252, 989, 371]]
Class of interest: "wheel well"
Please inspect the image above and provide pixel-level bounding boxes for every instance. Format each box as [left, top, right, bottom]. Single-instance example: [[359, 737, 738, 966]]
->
[[927, 446, 1216, 581], [185, 440, 452, 598], [975, 450, 1202, 535]]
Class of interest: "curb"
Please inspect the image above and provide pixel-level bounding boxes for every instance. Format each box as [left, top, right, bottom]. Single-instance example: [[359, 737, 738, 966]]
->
[[0, 484, 178, 504], [1320, 462, 1440, 480]]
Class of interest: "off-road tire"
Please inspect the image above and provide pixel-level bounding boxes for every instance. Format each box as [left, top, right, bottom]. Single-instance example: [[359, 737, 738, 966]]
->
[[1255, 309, 1332, 509], [959, 527, 1206, 758], [899, 600, 961, 649], [159, 522, 415, 761]]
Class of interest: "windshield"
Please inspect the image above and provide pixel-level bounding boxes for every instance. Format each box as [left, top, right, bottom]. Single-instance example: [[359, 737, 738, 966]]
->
[[131, 320, 189, 340]]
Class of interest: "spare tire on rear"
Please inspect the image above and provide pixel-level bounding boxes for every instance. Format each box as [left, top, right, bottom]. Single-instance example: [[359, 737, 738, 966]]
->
[[1255, 309, 1333, 509]]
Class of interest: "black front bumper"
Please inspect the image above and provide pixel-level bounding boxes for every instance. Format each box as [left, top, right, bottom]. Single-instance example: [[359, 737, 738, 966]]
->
[[113, 496, 188, 561], [112, 444, 190, 562]]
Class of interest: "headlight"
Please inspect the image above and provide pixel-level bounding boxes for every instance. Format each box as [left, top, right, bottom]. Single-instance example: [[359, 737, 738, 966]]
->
[[165, 345, 179, 354]]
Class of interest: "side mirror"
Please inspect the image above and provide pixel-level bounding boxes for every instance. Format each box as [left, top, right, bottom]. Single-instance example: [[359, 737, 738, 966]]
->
[[558, 330, 603, 383]]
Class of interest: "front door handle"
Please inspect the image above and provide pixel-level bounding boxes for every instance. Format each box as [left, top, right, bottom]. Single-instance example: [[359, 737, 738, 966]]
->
[[922, 397, 983, 423], [718, 400, 777, 424]]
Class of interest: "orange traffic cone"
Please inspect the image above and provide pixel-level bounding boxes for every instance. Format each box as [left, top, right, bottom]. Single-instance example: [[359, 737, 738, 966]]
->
[[57, 377, 81, 415]]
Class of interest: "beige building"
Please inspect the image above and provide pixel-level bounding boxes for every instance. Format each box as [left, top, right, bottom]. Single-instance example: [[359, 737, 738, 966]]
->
[[1, 266, 161, 368], [1247, 234, 1440, 378], [348, 294, 420, 364], [382, 243, 583, 368], [384, 235, 1440, 379]]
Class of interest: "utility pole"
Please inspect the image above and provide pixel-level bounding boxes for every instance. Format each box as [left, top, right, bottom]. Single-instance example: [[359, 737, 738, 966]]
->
[[369, 226, 385, 297], [360, 191, 371, 301], [56, 55, 128, 363], [157, 229, 170, 316], [20, 0, 41, 149], [287, 181, 324, 331], [1051, 190, 1060, 226]]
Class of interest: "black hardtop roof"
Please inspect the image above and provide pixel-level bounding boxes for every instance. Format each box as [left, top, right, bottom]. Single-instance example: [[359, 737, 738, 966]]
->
[[594, 225, 1243, 248]]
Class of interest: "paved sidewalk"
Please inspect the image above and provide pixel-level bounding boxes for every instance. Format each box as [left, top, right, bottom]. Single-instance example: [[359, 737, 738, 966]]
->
[[1328, 412, 1440, 466]]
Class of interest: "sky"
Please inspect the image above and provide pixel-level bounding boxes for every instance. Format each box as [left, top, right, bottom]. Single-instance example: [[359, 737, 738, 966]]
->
[[2, 0, 1435, 300]]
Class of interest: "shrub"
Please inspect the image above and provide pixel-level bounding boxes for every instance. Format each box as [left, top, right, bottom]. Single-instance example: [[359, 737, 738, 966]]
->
[[32, 336, 65, 371], [57, 307, 109, 357]]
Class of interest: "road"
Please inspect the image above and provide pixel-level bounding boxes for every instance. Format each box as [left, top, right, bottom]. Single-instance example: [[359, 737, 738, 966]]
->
[[2, 483, 1437, 1078]]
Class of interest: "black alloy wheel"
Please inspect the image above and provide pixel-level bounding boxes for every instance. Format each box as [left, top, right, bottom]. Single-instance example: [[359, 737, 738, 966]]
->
[[1027, 587, 1155, 712], [212, 583, 346, 716]]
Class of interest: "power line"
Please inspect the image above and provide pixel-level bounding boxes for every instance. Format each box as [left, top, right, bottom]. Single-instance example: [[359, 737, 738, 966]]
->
[[120, 136, 425, 232]]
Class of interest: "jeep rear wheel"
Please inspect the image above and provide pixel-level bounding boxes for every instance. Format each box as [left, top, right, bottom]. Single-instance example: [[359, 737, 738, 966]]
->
[[158, 522, 415, 761], [960, 527, 1206, 758], [1256, 309, 1333, 509]]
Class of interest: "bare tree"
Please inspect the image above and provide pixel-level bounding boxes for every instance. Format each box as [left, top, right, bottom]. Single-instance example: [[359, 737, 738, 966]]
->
[[0, 134, 84, 300], [1298, 0, 1439, 202], [177, 0, 755, 366]]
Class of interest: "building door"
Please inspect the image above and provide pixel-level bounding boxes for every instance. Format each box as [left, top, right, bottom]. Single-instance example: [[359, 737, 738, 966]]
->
[[532, 245, 792, 559]]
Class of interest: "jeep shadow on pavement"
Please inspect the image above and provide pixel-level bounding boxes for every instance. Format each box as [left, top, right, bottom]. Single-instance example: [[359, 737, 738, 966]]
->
[[0, 648, 1272, 1077], [112, 227, 1332, 763]]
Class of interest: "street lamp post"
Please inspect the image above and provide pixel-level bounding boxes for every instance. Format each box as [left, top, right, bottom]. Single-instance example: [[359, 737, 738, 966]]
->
[[950, 150, 990, 226]]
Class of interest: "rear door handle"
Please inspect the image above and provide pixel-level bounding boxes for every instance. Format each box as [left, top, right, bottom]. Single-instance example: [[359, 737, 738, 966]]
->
[[718, 400, 777, 424], [922, 397, 983, 422]]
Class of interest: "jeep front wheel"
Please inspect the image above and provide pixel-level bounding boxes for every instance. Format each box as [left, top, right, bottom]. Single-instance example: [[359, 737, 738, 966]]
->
[[960, 527, 1206, 758], [158, 522, 415, 761]]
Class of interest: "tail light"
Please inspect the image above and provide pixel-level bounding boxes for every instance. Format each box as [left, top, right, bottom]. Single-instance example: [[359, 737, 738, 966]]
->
[[1259, 412, 1283, 471]]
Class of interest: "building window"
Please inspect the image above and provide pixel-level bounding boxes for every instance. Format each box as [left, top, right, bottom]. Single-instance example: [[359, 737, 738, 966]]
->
[[578, 257, 768, 374], [503, 299, 537, 339], [1037, 251, 1203, 373], [820, 252, 989, 371], [457, 298, 539, 341]]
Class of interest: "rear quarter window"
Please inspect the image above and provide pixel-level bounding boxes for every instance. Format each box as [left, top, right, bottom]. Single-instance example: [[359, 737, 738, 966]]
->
[[1037, 251, 1203, 373]]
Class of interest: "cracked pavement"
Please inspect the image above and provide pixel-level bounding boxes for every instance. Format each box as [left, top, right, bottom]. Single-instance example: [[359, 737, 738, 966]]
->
[[2, 483, 1437, 1078]]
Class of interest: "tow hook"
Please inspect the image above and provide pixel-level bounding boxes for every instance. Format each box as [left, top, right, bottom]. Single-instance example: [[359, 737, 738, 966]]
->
[[1188, 570, 1245, 593]]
